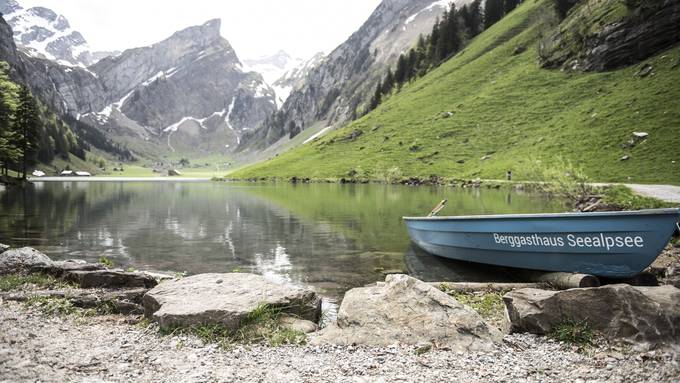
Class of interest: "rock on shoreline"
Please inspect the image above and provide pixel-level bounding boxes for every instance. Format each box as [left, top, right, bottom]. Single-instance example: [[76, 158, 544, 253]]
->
[[142, 273, 321, 330], [504, 284, 680, 346], [313, 274, 502, 351], [0, 247, 53, 273]]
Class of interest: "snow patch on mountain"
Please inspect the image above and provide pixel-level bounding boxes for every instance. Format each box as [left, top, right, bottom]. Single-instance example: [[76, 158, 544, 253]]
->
[[270, 52, 325, 107], [243, 50, 325, 107], [0, 0, 113, 66]]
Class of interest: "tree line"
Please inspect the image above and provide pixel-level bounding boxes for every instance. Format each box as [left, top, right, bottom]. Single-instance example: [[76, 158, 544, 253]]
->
[[367, 0, 522, 113], [0, 62, 88, 178]]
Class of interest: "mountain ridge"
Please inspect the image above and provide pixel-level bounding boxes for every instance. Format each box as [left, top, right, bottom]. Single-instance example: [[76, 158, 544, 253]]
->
[[0, 12, 277, 159], [239, 0, 472, 151], [231, 0, 680, 185], [0, 0, 115, 67]]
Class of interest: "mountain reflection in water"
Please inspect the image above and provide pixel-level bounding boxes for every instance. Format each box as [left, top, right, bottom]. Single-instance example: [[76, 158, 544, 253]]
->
[[0, 181, 565, 297]]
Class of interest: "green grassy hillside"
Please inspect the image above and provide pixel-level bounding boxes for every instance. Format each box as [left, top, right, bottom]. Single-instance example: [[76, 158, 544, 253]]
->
[[232, 0, 680, 184]]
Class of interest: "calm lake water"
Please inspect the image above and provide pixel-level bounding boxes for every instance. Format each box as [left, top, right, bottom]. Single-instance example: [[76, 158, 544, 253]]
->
[[0, 181, 566, 297]]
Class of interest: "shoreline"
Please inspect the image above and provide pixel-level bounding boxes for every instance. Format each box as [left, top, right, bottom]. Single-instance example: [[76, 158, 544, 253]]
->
[[1, 245, 679, 382], [2, 299, 678, 382], [10, 175, 680, 205], [27, 176, 212, 182]]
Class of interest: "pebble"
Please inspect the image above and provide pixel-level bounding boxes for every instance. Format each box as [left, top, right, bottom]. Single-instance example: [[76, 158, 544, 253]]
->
[[0, 301, 678, 382]]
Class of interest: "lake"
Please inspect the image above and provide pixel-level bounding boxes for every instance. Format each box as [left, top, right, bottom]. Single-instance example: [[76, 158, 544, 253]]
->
[[0, 181, 566, 297]]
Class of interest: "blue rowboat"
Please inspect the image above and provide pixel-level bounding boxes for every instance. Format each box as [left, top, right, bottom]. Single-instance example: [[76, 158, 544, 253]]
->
[[403, 208, 680, 278]]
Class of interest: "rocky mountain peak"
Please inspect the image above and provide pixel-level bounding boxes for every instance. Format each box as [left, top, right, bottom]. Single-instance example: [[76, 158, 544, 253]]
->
[[170, 18, 222, 48], [0, 0, 20, 14], [0, 0, 113, 67], [240, 0, 465, 150]]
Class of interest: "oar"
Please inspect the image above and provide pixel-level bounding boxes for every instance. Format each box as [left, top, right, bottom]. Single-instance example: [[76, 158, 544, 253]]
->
[[428, 199, 447, 217]]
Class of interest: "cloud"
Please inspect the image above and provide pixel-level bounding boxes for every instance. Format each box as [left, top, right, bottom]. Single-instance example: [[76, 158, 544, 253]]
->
[[18, 0, 382, 59]]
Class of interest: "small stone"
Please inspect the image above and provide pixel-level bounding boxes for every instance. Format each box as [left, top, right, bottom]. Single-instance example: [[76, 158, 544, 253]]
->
[[635, 64, 653, 77], [620, 155, 630, 161]]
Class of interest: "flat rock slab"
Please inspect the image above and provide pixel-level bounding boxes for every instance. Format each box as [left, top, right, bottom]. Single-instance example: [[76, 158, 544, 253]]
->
[[504, 284, 680, 345], [312, 274, 502, 351], [143, 273, 321, 330], [31, 261, 106, 277], [65, 270, 158, 289], [0, 247, 52, 274], [1, 287, 148, 315]]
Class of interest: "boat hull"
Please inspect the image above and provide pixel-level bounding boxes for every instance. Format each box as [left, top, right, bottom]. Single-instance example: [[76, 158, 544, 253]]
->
[[404, 208, 680, 278]]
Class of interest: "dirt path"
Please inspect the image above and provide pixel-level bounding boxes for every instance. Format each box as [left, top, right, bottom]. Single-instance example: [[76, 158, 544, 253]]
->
[[626, 184, 680, 204]]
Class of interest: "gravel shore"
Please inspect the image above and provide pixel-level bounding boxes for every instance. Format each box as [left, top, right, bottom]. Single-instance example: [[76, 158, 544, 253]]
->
[[1, 300, 678, 383]]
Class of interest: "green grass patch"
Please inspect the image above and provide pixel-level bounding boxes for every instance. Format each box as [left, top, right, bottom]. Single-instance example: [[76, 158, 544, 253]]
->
[[601, 185, 672, 210], [160, 304, 307, 347], [439, 285, 506, 324], [549, 317, 594, 346], [231, 0, 680, 185], [24, 296, 78, 316], [98, 256, 115, 267], [0, 273, 74, 291]]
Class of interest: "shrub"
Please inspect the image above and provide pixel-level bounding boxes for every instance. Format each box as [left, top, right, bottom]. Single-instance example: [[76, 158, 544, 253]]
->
[[528, 157, 594, 205]]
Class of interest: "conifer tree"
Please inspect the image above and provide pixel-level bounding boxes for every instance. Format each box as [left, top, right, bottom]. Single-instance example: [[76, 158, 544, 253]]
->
[[459, 5, 472, 37], [504, 0, 520, 13], [15, 85, 41, 179], [434, 11, 450, 61], [428, 17, 440, 63], [381, 68, 394, 95], [484, 0, 504, 29], [394, 54, 408, 86], [369, 80, 382, 111], [0, 96, 18, 175], [443, 4, 461, 56], [0, 62, 19, 176], [469, 0, 483, 36], [406, 49, 418, 81]]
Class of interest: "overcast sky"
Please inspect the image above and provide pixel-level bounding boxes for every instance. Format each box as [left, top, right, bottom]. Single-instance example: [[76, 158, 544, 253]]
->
[[19, 0, 383, 60]]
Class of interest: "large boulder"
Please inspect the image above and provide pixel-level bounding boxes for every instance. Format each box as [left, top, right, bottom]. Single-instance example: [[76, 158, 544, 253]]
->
[[143, 273, 321, 330], [0, 243, 9, 254], [504, 284, 680, 345], [0, 247, 52, 274], [312, 274, 502, 351]]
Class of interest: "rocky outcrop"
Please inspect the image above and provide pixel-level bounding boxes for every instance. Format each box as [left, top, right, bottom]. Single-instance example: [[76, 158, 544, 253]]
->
[[0, 247, 52, 274], [539, 0, 680, 71], [240, 0, 470, 150], [504, 284, 680, 345], [313, 274, 502, 351], [143, 273, 321, 330], [81, 19, 276, 154], [0, 14, 108, 115], [0, 0, 112, 66], [31, 259, 106, 277], [0, 243, 8, 254], [0, 14, 276, 158]]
